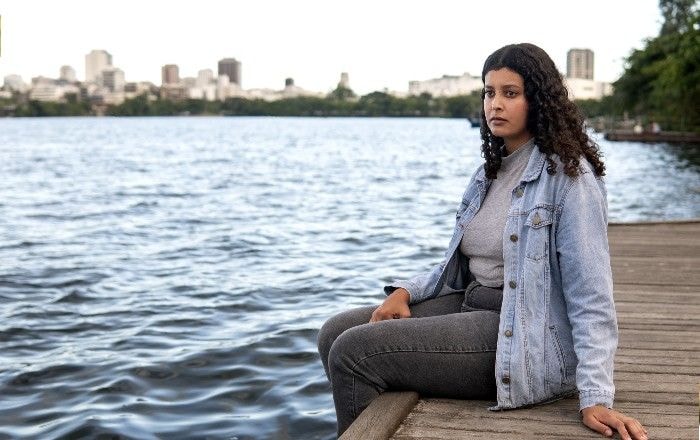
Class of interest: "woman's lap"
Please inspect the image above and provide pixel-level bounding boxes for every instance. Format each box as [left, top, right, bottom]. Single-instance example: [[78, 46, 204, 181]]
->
[[319, 293, 500, 434], [319, 293, 500, 398]]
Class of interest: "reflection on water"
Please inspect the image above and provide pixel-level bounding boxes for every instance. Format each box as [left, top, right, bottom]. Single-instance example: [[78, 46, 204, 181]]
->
[[0, 117, 698, 439]]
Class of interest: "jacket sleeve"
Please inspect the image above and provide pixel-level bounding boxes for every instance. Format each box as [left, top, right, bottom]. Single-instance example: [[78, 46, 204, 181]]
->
[[555, 172, 618, 412], [383, 257, 447, 305]]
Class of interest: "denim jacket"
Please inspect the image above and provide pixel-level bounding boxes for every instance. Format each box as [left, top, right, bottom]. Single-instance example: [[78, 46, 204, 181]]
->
[[384, 144, 618, 412]]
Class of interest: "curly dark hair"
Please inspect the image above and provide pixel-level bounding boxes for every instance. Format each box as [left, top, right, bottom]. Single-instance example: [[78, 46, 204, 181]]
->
[[480, 43, 605, 179]]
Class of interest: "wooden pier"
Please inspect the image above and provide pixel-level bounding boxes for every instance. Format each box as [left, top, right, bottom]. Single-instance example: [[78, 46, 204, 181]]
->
[[341, 220, 700, 440], [603, 130, 700, 143]]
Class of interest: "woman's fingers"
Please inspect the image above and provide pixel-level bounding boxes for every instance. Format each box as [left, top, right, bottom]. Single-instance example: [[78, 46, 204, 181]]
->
[[582, 412, 615, 437], [584, 409, 648, 440], [626, 418, 648, 439], [369, 292, 411, 322], [370, 307, 387, 322]]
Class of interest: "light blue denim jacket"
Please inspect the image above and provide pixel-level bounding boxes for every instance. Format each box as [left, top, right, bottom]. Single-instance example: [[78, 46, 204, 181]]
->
[[384, 144, 618, 412]]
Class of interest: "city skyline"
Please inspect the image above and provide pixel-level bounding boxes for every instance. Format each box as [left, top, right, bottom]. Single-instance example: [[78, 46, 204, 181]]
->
[[0, 0, 663, 94]]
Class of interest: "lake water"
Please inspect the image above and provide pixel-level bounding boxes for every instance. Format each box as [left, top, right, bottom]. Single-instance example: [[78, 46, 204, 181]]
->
[[0, 117, 698, 439]]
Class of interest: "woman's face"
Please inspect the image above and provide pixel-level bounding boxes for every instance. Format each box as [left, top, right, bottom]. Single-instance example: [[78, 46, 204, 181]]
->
[[483, 68, 531, 153]]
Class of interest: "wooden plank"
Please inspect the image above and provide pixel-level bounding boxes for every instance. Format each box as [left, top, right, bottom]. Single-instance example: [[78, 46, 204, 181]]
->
[[618, 329, 700, 343], [614, 355, 700, 368], [611, 259, 699, 286], [340, 391, 418, 440], [613, 390, 697, 406], [393, 399, 695, 440], [613, 371, 699, 384], [614, 283, 699, 294], [614, 362, 698, 374], [616, 340, 700, 351], [615, 348, 700, 360]]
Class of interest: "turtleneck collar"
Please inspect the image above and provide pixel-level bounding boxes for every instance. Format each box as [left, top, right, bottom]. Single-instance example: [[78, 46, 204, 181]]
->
[[500, 138, 535, 173]]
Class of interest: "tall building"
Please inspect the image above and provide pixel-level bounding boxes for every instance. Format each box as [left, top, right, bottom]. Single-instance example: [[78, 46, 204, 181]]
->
[[4, 74, 27, 92], [60, 65, 77, 82], [567, 48, 594, 80], [338, 72, 350, 89], [85, 50, 113, 83], [161, 64, 180, 85], [101, 67, 125, 92], [218, 58, 241, 86], [197, 69, 214, 87]]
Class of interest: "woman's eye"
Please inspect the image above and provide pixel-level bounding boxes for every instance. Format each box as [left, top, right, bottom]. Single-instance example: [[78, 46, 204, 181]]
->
[[485, 90, 495, 97], [506, 90, 518, 97]]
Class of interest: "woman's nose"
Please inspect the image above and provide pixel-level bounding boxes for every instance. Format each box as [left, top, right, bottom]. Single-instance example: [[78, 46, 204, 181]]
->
[[490, 95, 503, 110]]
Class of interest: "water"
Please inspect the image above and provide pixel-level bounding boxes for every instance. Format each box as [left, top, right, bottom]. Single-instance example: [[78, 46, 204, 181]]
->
[[0, 117, 698, 439]]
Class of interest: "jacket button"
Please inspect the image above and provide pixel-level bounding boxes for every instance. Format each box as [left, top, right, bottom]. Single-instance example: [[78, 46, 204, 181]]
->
[[504, 330, 512, 337], [502, 376, 510, 384], [509, 281, 516, 289], [532, 212, 542, 225], [515, 187, 524, 197], [510, 234, 518, 242]]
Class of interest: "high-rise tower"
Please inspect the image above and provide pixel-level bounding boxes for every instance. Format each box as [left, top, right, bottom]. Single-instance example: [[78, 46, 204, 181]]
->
[[218, 58, 241, 86], [566, 49, 594, 80], [85, 50, 113, 83]]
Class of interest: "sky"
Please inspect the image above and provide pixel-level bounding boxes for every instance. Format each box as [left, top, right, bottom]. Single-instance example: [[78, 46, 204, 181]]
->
[[0, 0, 663, 95]]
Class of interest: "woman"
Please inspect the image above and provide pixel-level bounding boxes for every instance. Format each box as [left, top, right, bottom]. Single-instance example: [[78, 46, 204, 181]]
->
[[318, 43, 648, 440]]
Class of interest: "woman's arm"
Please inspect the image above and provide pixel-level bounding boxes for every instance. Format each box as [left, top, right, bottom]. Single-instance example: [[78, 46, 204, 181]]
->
[[556, 172, 617, 410], [556, 172, 647, 440]]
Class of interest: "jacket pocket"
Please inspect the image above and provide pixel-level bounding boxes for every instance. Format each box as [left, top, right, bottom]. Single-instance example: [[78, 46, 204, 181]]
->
[[546, 324, 568, 387], [524, 207, 554, 261]]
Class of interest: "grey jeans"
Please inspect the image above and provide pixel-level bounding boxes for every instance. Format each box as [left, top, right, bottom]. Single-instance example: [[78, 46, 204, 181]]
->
[[317, 283, 503, 436]]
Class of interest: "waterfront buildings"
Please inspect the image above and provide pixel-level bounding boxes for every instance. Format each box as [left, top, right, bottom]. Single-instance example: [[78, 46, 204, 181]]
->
[[3, 74, 28, 93], [218, 58, 241, 86], [564, 48, 612, 100], [101, 67, 125, 93], [1, 47, 613, 106], [161, 64, 180, 85], [85, 50, 112, 84], [60, 66, 77, 83], [565, 77, 613, 100], [338, 72, 350, 89], [408, 72, 482, 97], [567, 48, 594, 80], [28, 76, 80, 102]]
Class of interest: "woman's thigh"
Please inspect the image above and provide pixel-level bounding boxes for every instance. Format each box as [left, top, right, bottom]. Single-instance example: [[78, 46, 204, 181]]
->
[[318, 294, 465, 375], [330, 308, 500, 399]]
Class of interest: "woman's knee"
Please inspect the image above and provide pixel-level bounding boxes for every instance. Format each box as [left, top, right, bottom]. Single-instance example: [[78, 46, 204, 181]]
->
[[317, 306, 374, 368]]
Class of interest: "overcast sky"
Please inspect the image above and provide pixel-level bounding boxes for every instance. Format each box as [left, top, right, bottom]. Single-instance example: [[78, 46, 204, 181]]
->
[[0, 0, 662, 94]]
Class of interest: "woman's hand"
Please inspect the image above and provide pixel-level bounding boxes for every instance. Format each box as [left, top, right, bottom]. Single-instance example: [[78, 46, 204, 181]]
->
[[581, 405, 648, 440], [369, 288, 411, 322]]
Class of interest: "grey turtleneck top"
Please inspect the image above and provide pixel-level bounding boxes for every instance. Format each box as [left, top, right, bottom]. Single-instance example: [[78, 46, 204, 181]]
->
[[460, 138, 536, 287]]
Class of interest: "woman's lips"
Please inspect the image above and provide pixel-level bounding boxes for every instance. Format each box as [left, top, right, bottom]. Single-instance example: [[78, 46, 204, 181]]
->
[[489, 117, 507, 125]]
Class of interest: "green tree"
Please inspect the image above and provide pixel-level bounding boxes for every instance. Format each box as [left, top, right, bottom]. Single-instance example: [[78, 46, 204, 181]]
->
[[328, 85, 356, 101], [613, 0, 700, 130], [660, 0, 698, 34]]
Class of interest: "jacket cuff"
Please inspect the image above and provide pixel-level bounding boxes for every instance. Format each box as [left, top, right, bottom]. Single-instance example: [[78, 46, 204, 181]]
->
[[383, 283, 415, 303], [578, 390, 614, 413]]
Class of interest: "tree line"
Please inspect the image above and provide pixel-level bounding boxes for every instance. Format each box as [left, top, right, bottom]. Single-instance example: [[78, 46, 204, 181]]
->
[[1, 88, 484, 120]]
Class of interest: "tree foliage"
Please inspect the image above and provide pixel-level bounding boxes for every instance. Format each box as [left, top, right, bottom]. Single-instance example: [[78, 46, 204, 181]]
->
[[613, 0, 700, 130]]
